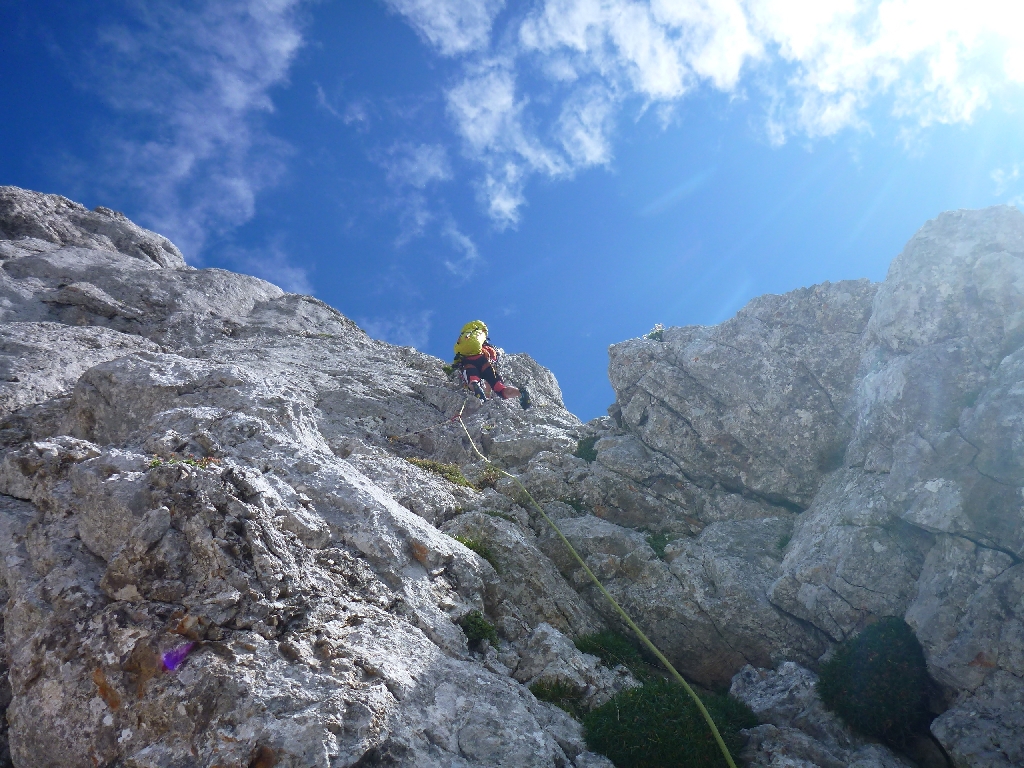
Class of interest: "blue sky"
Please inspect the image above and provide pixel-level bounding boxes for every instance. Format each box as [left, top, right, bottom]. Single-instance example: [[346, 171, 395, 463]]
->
[[3, 0, 1024, 421]]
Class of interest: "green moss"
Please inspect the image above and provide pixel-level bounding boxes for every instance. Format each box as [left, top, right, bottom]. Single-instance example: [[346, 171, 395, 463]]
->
[[406, 458, 473, 488], [644, 323, 665, 341], [646, 532, 673, 559], [584, 678, 757, 768], [452, 535, 501, 573], [441, 364, 455, 377], [775, 533, 792, 552], [574, 436, 599, 463], [817, 617, 930, 747], [575, 631, 648, 678], [530, 679, 587, 720], [459, 610, 498, 646]]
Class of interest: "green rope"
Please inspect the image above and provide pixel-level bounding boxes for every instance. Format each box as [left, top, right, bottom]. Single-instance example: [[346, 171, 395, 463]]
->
[[455, 411, 738, 768]]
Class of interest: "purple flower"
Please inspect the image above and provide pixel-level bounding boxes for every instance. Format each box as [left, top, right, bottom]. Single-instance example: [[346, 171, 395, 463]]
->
[[162, 642, 195, 672]]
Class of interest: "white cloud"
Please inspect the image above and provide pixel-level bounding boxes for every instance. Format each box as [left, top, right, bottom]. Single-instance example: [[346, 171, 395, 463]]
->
[[557, 85, 616, 165], [992, 164, 1021, 196], [446, 63, 568, 226], [383, 0, 506, 56], [315, 82, 343, 118], [83, 0, 305, 259], [442, 220, 483, 275], [393, 193, 435, 245], [359, 310, 434, 348], [377, 143, 453, 245], [224, 242, 314, 295], [382, 143, 454, 188], [749, 0, 1024, 138], [393, 0, 1024, 226]]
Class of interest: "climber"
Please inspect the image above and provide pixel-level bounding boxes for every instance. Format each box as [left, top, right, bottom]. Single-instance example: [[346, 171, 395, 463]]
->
[[452, 320, 531, 409]]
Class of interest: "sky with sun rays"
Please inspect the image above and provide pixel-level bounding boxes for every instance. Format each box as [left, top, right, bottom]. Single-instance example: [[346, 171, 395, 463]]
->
[[3, 1, 1024, 420]]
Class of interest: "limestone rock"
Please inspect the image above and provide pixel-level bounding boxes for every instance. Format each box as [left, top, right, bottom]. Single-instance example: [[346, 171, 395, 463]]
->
[[593, 206, 1024, 704], [731, 663, 912, 768], [442, 511, 604, 641], [609, 278, 876, 510], [0, 186, 185, 268], [0, 187, 588, 767], [930, 671, 1024, 768], [768, 469, 934, 642], [512, 623, 639, 709], [4, 185, 1024, 767]]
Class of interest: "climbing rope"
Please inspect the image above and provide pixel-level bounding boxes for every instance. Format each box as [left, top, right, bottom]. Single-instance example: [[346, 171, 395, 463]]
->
[[452, 411, 738, 768]]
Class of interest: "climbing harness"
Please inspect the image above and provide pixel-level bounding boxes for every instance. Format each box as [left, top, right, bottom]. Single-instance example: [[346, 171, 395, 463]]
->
[[450, 408, 738, 768]]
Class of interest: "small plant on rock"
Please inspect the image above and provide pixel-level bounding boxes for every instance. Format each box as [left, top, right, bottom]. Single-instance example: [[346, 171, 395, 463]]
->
[[574, 435, 599, 463], [405, 458, 473, 488], [646, 532, 673, 559], [584, 678, 756, 768], [816, 617, 930, 747], [559, 496, 590, 515], [148, 454, 221, 470], [474, 463, 505, 490], [459, 610, 498, 646], [452, 535, 500, 573], [644, 323, 665, 341], [530, 678, 587, 720]]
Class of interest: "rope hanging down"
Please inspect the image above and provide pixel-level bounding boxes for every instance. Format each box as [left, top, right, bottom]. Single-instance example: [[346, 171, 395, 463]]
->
[[452, 408, 738, 768]]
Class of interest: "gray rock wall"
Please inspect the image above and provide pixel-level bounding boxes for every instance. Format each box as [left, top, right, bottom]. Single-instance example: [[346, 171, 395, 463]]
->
[[2, 184, 1022, 767], [597, 205, 1024, 764], [0, 187, 597, 768]]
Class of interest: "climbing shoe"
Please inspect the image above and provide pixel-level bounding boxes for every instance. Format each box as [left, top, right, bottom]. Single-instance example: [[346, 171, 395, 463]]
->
[[471, 381, 487, 402], [519, 386, 532, 410]]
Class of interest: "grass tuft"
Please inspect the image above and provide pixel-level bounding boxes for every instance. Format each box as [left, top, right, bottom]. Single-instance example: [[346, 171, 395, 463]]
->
[[817, 617, 930, 747], [452, 535, 501, 573], [584, 678, 757, 768], [575, 630, 648, 679], [148, 454, 221, 470], [406, 458, 473, 488], [646, 532, 674, 559], [474, 463, 505, 490], [574, 436, 599, 463], [530, 678, 588, 720], [459, 610, 498, 646], [559, 496, 590, 515]]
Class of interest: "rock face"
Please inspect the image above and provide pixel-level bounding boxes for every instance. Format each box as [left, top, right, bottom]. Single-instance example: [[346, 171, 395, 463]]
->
[[1, 185, 1022, 767], [0, 187, 595, 768], [596, 206, 1024, 764], [730, 662, 915, 768]]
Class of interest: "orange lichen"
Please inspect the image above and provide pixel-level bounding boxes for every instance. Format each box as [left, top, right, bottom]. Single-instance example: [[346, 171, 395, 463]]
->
[[92, 668, 121, 710]]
